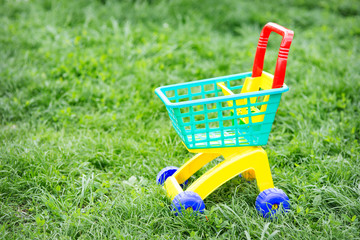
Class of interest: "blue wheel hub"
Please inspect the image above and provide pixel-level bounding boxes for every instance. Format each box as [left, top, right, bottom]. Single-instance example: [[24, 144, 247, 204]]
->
[[156, 166, 188, 187], [255, 188, 290, 218], [171, 191, 205, 216]]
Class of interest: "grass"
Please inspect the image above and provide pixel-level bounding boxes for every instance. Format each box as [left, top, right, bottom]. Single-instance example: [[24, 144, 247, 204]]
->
[[0, 0, 360, 238]]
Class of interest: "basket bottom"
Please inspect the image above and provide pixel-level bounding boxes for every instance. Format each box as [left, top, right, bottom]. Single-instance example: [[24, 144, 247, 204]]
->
[[186, 130, 250, 148]]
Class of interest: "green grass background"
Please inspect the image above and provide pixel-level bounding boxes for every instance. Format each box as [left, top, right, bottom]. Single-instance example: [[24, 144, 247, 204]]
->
[[1, 0, 360, 239]]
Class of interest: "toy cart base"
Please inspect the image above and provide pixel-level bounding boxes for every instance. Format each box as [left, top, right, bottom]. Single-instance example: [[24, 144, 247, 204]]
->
[[159, 146, 290, 218], [165, 146, 273, 199]]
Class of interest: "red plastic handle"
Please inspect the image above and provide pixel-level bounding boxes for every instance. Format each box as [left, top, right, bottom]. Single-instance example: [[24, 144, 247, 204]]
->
[[252, 22, 294, 88]]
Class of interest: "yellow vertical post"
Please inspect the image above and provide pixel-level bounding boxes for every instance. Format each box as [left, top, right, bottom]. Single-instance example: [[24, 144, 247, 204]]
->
[[164, 176, 183, 200]]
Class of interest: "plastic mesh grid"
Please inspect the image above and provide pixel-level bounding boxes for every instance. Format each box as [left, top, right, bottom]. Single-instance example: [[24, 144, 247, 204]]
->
[[157, 73, 286, 149]]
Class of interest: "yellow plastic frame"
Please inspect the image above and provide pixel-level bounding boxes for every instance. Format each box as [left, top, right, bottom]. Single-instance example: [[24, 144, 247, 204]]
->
[[164, 145, 274, 200]]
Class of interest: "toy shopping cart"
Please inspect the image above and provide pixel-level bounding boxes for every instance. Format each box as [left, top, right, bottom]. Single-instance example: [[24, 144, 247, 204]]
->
[[155, 22, 294, 218]]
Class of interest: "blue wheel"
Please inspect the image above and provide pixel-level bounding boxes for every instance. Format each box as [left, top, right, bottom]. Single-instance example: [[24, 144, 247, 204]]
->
[[171, 191, 205, 216], [255, 188, 290, 218], [156, 166, 188, 187]]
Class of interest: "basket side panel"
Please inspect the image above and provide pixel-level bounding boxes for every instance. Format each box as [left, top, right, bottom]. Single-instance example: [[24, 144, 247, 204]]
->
[[182, 92, 284, 149]]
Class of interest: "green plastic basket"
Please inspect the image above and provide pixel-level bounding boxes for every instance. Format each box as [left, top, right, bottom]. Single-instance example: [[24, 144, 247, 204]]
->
[[155, 72, 288, 149]]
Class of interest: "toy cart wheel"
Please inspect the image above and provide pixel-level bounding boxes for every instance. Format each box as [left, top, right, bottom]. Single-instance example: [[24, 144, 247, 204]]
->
[[156, 166, 188, 187], [171, 191, 205, 216], [255, 188, 290, 218]]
